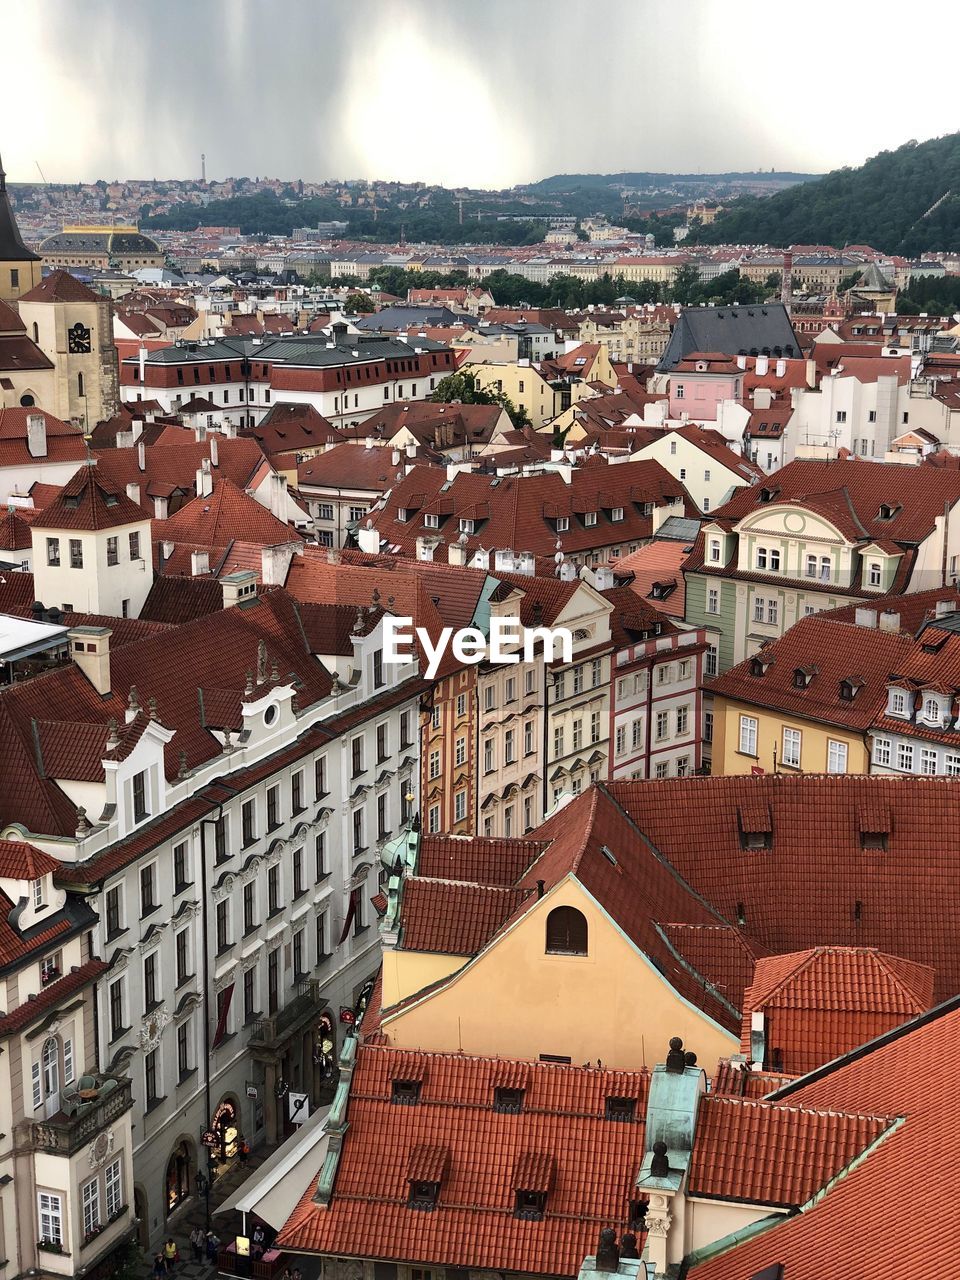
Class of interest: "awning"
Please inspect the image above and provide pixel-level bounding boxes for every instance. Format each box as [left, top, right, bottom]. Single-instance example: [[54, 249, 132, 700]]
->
[[214, 1104, 330, 1228]]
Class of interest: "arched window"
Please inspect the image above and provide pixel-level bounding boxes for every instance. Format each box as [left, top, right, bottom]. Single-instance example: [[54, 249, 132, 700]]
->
[[42, 1036, 59, 1097], [545, 905, 588, 955], [77, 372, 84, 398], [19, 393, 35, 408], [32, 322, 39, 343]]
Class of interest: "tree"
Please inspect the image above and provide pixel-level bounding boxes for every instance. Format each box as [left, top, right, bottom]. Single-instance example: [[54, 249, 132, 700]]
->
[[345, 292, 375, 313], [669, 263, 702, 305], [431, 371, 529, 429]]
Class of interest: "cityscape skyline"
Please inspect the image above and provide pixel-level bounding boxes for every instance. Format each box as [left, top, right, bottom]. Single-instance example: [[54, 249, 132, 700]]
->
[[7, 0, 960, 188]]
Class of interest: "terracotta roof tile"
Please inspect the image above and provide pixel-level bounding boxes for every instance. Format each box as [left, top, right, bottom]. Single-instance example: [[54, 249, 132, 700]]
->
[[31, 461, 147, 532], [155, 478, 301, 549], [277, 1044, 650, 1277], [0, 837, 59, 879], [400, 879, 533, 954]]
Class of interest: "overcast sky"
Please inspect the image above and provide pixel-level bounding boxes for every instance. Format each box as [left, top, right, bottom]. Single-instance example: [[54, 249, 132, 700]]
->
[[5, 0, 960, 188]]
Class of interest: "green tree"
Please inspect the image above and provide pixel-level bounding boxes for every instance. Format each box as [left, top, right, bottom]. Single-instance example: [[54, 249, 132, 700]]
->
[[345, 291, 375, 313], [431, 371, 529, 428]]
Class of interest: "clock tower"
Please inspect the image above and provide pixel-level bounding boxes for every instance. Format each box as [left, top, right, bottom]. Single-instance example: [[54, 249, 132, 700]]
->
[[0, 153, 42, 303], [17, 269, 119, 429]]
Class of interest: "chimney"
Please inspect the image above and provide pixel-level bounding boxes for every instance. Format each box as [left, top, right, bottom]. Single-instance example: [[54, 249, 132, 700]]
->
[[805, 358, 817, 389], [775, 357, 786, 377], [936, 598, 956, 619], [261, 543, 296, 585], [755, 354, 769, 377], [594, 565, 614, 591], [753, 386, 773, 410], [131, 418, 144, 441], [191, 549, 210, 576], [221, 569, 258, 608], [137, 440, 146, 472], [161, 539, 175, 560], [196, 458, 213, 498], [878, 609, 901, 632], [406, 442, 417, 459], [559, 560, 577, 582], [267, 470, 288, 519], [69, 626, 112, 696], [392, 448, 401, 465], [415, 535, 437, 562], [854, 607, 877, 629], [516, 550, 535, 576], [210, 434, 219, 467], [126, 482, 141, 505], [448, 539, 467, 567], [138, 345, 147, 382], [26, 413, 48, 459], [736, 354, 747, 370]]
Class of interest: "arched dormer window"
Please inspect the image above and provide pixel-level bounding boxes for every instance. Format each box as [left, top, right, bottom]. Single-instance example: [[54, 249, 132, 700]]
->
[[545, 905, 588, 956]]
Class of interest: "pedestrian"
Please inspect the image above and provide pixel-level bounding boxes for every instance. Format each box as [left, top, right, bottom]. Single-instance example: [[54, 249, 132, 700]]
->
[[206, 1230, 220, 1263], [163, 1237, 178, 1273], [252, 1222, 266, 1258], [239, 1137, 250, 1165], [291, 1267, 303, 1280], [153, 1255, 166, 1280], [190, 1225, 205, 1263]]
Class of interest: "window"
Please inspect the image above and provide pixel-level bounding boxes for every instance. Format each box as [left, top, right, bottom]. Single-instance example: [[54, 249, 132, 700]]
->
[[105, 1158, 123, 1220], [424, 513, 439, 528], [140, 863, 156, 914], [173, 842, 189, 892], [525, 669, 536, 695], [820, 556, 831, 582], [46, 537, 60, 566], [456, 692, 467, 717], [69, 538, 83, 569], [756, 547, 767, 569], [106, 886, 122, 938], [213, 815, 227, 862], [454, 790, 467, 822], [315, 755, 328, 798], [584, 511, 597, 527], [889, 689, 907, 717], [827, 739, 848, 774], [430, 747, 442, 779], [315, 909, 328, 962], [373, 649, 385, 688], [592, 658, 603, 687], [676, 705, 689, 735], [704, 709, 714, 743], [836, 410, 847, 423], [175, 929, 191, 985], [872, 736, 891, 767], [352, 808, 365, 854], [428, 804, 440, 834], [868, 561, 882, 587], [705, 645, 718, 678], [709, 540, 721, 563], [545, 906, 588, 955], [241, 799, 257, 846], [573, 666, 584, 695], [573, 720, 583, 751], [133, 770, 148, 823], [605, 1096, 637, 1122], [946, 753, 960, 777], [921, 747, 938, 775], [318, 502, 334, 521], [145, 1048, 159, 1106], [454, 735, 466, 766], [616, 725, 626, 755], [611, 506, 624, 522], [315, 831, 327, 881], [268, 948, 280, 1014], [40, 952, 60, 985], [268, 864, 282, 915], [707, 587, 720, 614], [177, 1022, 191, 1080], [293, 927, 306, 979], [524, 720, 534, 755], [144, 952, 159, 1010], [494, 1086, 525, 1114], [38, 1192, 63, 1247], [924, 696, 942, 725], [266, 785, 280, 830], [243, 881, 257, 933], [556, 516, 569, 532], [553, 725, 564, 759], [515, 1190, 546, 1221], [767, 598, 779, 624], [351, 737, 364, 776], [505, 728, 516, 763], [897, 741, 915, 771], [656, 711, 669, 741], [591, 710, 601, 743], [216, 900, 231, 952], [782, 727, 801, 768], [679, 468, 686, 480], [107, 536, 119, 566], [739, 715, 758, 756]]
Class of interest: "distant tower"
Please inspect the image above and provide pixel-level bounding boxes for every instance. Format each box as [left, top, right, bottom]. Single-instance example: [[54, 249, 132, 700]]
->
[[201, 152, 206, 183], [781, 251, 793, 311]]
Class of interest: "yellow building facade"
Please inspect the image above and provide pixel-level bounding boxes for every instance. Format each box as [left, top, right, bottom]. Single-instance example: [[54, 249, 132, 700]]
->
[[710, 694, 870, 777], [380, 875, 737, 1072]]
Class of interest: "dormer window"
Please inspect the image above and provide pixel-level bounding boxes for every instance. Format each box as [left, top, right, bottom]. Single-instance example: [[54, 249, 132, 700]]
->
[[584, 512, 597, 527], [424, 513, 440, 529], [397, 508, 409, 523], [556, 516, 570, 532], [40, 952, 61, 985], [877, 503, 901, 521], [32, 878, 46, 911], [514, 1190, 546, 1221], [923, 695, 945, 725], [459, 518, 475, 534], [887, 688, 909, 718], [494, 1086, 525, 1114], [392, 1079, 422, 1105], [709, 540, 721, 562], [611, 507, 624, 522], [759, 487, 779, 503], [839, 678, 862, 701], [751, 656, 771, 677], [604, 1096, 637, 1122], [793, 667, 815, 689], [868, 562, 882, 587]]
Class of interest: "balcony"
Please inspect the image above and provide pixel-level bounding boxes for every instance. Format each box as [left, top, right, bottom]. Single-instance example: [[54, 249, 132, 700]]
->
[[248, 978, 325, 1050], [28, 1075, 133, 1156]]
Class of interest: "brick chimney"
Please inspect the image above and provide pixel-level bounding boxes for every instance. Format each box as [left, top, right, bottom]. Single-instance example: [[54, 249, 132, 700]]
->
[[69, 626, 112, 696]]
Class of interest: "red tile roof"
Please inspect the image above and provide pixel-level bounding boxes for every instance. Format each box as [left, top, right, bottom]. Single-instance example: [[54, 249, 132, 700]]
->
[[688, 1094, 896, 1208], [741, 947, 935, 1074], [400, 878, 533, 954], [0, 838, 59, 879], [618, 539, 692, 617], [0, 409, 85, 469], [690, 997, 960, 1280], [18, 270, 102, 304], [416, 835, 548, 885], [0, 957, 107, 1034], [277, 1044, 650, 1278], [92, 437, 265, 510], [297, 442, 415, 492], [155, 478, 301, 549], [30, 461, 148, 531]]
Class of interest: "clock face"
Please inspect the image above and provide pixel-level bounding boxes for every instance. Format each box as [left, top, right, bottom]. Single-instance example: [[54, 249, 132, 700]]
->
[[68, 322, 91, 354]]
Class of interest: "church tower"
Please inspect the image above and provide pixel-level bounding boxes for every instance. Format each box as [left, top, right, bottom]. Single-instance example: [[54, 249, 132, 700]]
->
[[0, 154, 42, 303]]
